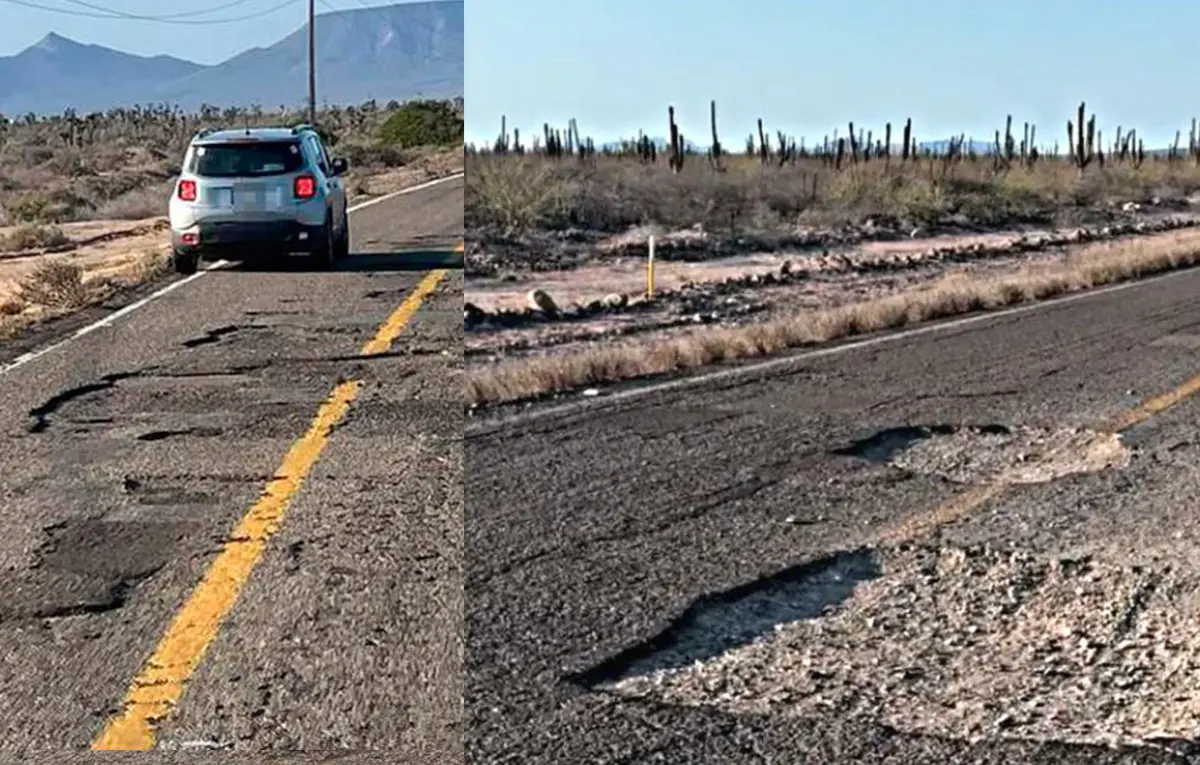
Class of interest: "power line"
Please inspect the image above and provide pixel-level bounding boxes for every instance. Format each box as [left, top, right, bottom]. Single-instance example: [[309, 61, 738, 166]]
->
[[317, 0, 374, 13], [57, 0, 268, 20], [0, 0, 302, 24]]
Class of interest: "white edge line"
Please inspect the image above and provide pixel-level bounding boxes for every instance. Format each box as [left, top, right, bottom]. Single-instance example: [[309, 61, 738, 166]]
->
[[468, 263, 1200, 434], [347, 171, 463, 213], [0, 172, 464, 379]]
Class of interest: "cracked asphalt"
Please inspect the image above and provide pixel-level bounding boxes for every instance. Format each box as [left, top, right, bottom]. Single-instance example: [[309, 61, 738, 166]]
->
[[0, 176, 462, 762], [466, 267, 1200, 764]]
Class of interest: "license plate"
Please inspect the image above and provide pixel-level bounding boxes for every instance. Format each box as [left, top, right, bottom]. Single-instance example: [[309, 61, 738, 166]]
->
[[210, 187, 233, 207], [236, 188, 282, 211]]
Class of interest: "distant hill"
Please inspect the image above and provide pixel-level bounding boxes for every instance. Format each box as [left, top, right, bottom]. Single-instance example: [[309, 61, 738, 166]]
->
[[0, 0, 462, 116]]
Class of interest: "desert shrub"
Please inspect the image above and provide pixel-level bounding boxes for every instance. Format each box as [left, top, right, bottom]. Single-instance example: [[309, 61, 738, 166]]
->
[[92, 182, 172, 220], [18, 258, 89, 308], [337, 139, 413, 169], [377, 100, 463, 148], [466, 154, 572, 233], [5, 189, 92, 223], [0, 223, 69, 252]]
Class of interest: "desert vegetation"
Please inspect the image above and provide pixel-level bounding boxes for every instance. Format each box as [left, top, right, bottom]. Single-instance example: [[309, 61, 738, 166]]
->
[[467, 101, 1200, 245], [464, 101, 1200, 408]]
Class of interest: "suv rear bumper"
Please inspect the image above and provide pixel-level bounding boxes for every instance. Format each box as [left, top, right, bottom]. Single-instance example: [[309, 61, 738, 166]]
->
[[172, 219, 326, 255]]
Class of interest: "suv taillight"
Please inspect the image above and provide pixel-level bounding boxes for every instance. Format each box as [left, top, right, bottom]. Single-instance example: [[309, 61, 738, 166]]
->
[[178, 179, 197, 201], [294, 175, 315, 199]]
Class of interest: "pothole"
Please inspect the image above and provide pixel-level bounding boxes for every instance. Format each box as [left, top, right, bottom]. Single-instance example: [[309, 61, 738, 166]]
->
[[136, 426, 224, 441], [836, 424, 1131, 484], [0, 518, 193, 621], [571, 549, 882, 688], [599, 545, 1200, 747], [181, 325, 242, 348]]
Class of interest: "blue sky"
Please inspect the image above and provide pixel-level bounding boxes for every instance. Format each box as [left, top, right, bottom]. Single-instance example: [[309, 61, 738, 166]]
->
[[468, 0, 1199, 149], [0, 0, 410, 65]]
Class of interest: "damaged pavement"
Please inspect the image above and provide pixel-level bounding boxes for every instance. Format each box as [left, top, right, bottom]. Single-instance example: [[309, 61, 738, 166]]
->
[[466, 266, 1200, 764], [0, 177, 463, 759]]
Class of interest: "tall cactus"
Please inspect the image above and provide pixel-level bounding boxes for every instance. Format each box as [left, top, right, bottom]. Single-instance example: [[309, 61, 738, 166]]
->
[[757, 118, 769, 165], [1067, 101, 1095, 171], [708, 99, 723, 169], [668, 106, 683, 172]]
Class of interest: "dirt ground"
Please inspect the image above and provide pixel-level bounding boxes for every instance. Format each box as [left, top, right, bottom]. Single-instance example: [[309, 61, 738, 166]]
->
[[347, 149, 463, 201], [0, 218, 169, 321], [465, 223, 1200, 361]]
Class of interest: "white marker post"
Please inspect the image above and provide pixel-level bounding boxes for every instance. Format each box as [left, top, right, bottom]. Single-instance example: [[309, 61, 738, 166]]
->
[[646, 235, 656, 299]]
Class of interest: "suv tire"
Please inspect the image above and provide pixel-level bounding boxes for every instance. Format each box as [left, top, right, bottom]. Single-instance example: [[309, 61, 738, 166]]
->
[[173, 249, 200, 275], [334, 212, 350, 260], [309, 216, 335, 271]]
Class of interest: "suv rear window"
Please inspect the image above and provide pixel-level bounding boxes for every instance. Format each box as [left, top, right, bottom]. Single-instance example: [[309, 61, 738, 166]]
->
[[189, 140, 304, 177]]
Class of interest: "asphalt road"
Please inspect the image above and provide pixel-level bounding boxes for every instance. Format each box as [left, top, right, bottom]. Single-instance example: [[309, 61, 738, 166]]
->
[[466, 265, 1200, 764], [0, 175, 463, 762]]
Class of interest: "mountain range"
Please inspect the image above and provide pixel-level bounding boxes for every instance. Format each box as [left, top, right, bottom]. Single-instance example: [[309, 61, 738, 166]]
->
[[0, 0, 463, 116]]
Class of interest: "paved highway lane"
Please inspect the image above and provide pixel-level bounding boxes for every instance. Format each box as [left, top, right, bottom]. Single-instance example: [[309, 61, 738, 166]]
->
[[466, 266, 1200, 764], [0, 175, 463, 760]]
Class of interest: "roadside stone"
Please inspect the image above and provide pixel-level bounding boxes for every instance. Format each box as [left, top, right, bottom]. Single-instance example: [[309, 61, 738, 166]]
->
[[464, 302, 487, 327], [526, 288, 558, 315]]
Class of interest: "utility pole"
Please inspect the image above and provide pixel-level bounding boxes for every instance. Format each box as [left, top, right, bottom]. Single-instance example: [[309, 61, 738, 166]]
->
[[307, 0, 316, 125]]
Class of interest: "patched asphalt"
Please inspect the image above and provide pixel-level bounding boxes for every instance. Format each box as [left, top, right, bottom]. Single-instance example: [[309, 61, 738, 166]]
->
[[0, 176, 463, 761], [466, 266, 1200, 764]]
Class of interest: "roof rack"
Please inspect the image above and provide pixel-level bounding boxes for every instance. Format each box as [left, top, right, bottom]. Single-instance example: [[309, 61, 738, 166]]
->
[[291, 123, 316, 134]]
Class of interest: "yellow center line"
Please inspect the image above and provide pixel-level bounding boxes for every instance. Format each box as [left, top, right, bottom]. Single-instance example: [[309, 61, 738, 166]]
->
[[874, 482, 1010, 546], [1097, 372, 1200, 434], [92, 268, 448, 751], [360, 270, 448, 357], [874, 370, 1200, 547]]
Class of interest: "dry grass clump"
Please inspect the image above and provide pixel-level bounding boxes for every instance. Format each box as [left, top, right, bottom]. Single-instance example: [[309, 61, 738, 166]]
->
[[0, 295, 25, 316], [0, 223, 70, 253], [17, 258, 90, 309], [0, 246, 173, 338], [465, 231, 1200, 407]]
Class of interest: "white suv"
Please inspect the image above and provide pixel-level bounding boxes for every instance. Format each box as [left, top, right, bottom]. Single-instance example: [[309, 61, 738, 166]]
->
[[168, 124, 350, 273]]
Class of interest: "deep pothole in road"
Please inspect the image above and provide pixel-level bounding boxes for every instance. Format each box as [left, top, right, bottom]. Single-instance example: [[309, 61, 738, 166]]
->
[[571, 549, 883, 688], [591, 544, 1200, 747], [0, 518, 191, 621], [835, 423, 1132, 484]]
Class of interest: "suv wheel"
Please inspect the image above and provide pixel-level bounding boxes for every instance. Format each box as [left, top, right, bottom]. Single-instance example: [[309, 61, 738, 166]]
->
[[173, 249, 200, 275], [334, 213, 350, 260], [310, 217, 335, 271]]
